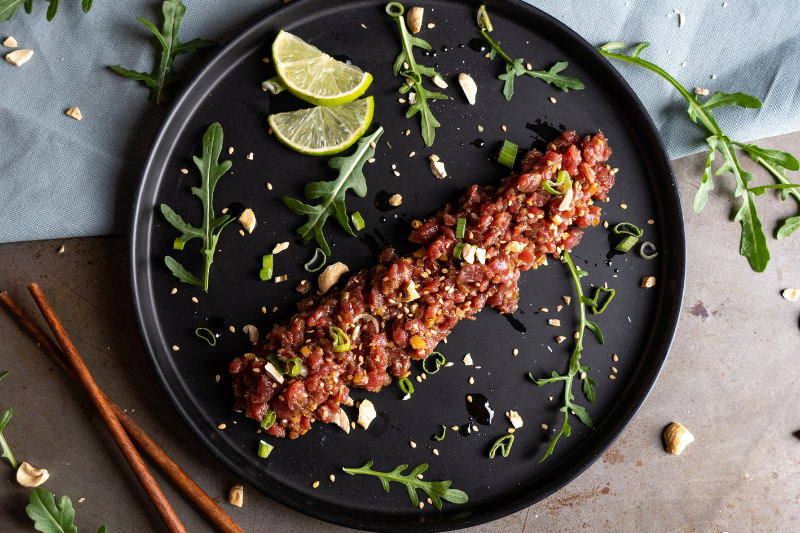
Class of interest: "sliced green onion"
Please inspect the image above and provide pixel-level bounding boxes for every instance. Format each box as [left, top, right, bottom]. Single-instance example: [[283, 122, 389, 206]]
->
[[194, 326, 218, 346], [351, 212, 365, 231], [422, 352, 446, 374], [435, 425, 447, 441], [399, 377, 414, 395], [329, 326, 351, 352], [489, 434, 514, 458], [543, 170, 572, 196], [304, 248, 327, 272], [615, 235, 639, 252], [260, 254, 274, 281], [267, 354, 285, 375], [497, 140, 517, 169], [261, 76, 287, 94], [455, 217, 466, 239], [453, 242, 465, 260], [477, 4, 493, 32], [612, 222, 643, 237], [639, 242, 658, 259], [173, 238, 185, 250], [260, 409, 276, 430], [281, 356, 302, 376], [581, 287, 615, 314], [257, 440, 274, 458], [477, 125, 484, 132]]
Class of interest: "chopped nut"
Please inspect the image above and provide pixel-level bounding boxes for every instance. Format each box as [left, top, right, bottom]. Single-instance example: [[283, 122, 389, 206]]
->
[[409, 151, 416, 157], [296, 280, 311, 294], [229, 485, 244, 507], [485, 53, 491, 58], [5, 49, 33, 66], [548, 319, 561, 327], [678, 13, 686, 28], [267, 182, 273, 190], [388, 193, 403, 207], [172, 345, 180, 351], [171, 288, 177, 294], [475, 247, 486, 264], [694, 87, 710, 96], [272, 241, 289, 254], [550, 97, 557, 104], [312, 481, 320, 488], [218, 423, 227, 430], [66, 107, 83, 121], [264, 362, 284, 384], [557, 305, 563, 312], [318, 262, 349, 294], [16, 462, 49, 488], [556, 336, 566, 343], [432, 75, 448, 89], [246, 152, 254, 160], [663, 422, 694, 455], [238, 208, 257, 234], [429, 154, 440, 162], [641, 276, 657, 288], [506, 411, 523, 428], [357, 399, 376, 429], [3, 36, 18, 48], [427, 22, 435, 28], [408, 92, 417, 105], [228, 147, 234, 154], [330, 475, 336, 482], [331, 408, 350, 434], [58, 245, 65, 254], [461, 243, 476, 264], [782, 288, 799, 302], [563, 296, 571, 305], [463, 353, 473, 365], [410, 440, 417, 448], [406, 7, 424, 33], [274, 274, 288, 283], [458, 73, 477, 105], [430, 161, 447, 179], [243, 324, 259, 344]]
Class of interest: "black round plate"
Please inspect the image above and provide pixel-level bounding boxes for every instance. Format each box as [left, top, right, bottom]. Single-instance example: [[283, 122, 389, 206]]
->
[[129, 0, 685, 530]]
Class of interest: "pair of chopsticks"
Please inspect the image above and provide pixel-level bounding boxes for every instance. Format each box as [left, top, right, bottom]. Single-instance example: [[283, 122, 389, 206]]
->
[[1, 285, 245, 533]]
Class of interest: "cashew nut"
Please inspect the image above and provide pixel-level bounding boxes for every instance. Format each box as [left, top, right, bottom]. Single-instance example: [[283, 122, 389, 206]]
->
[[430, 161, 447, 179], [242, 324, 259, 344], [663, 422, 694, 455], [331, 408, 350, 434], [406, 7, 424, 33], [5, 49, 33, 66], [318, 262, 349, 294], [16, 462, 49, 487], [357, 399, 377, 429], [506, 411, 524, 429], [458, 73, 477, 105], [229, 484, 244, 507], [238, 208, 256, 234]]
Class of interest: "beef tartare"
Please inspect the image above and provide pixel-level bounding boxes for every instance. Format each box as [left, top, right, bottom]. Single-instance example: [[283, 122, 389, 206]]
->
[[229, 130, 615, 439]]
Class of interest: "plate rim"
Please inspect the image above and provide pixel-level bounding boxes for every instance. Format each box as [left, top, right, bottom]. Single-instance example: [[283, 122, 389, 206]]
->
[[128, 0, 687, 530]]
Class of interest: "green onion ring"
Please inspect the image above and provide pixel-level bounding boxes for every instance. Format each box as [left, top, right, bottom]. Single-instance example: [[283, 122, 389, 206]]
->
[[612, 222, 643, 238], [329, 326, 351, 352], [194, 326, 218, 346], [267, 354, 285, 375], [639, 242, 658, 259], [260, 409, 276, 430], [615, 235, 639, 252], [489, 434, 514, 458], [399, 377, 415, 395], [304, 248, 327, 272], [257, 440, 274, 458], [422, 352, 447, 374], [435, 425, 447, 441], [542, 170, 571, 196]]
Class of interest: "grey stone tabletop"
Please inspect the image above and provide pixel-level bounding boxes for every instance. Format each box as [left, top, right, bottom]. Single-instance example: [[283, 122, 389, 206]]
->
[[1, 132, 799, 533]]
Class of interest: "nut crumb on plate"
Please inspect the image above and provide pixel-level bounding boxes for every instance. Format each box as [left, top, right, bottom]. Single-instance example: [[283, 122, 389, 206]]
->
[[66, 107, 83, 120], [5, 49, 33, 66], [663, 422, 694, 455], [388, 194, 402, 207], [457, 73, 477, 105], [550, 97, 557, 104], [319, 262, 349, 294], [463, 353, 473, 365], [239, 208, 257, 233], [3, 36, 17, 48], [563, 296, 571, 305], [782, 288, 798, 302], [641, 276, 656, 288], [430, 161, 447, 179], [357, 399, 376, 429], [406, 7, 423, 33], [58, 245, 65, 254], [556, 336, 566, 343], [548, 319, 561, 326], [272, 241, 289, 254], [432, 75, 447, 88], [229, 485, 244, 507], [506, 410, 523, 428], [16, 462, 49, 488], [246, 152, 254, 160]]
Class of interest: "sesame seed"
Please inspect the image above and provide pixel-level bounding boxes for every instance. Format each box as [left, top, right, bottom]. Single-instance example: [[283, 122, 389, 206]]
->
[[508, 428, 515, 433], [273, 307, 278, 312], [417, 474, 424, 479], [405, 130, 410, 136], [550, 97, 557, 104], [549, 397, 553, 401], [262, 307, 267, 313], [540, 307, 549, 312], [229, 326, 235, 333], [451, 426, 459, 431], [215, 375, 220, 382], [370, 141, 376, 148], [171, 288, 177, 294], [222, 208, 229, 214], [485, 52, 491, 58], [427, 23, 435, 28], [312, 481, 320, 488], [526, 63, 532, 70], [394, 171, 401, 177], [612, 367, 618, 373], [361, 23, 367, 28], [433, 449, 439, 456], [262, 58, 269, 63], [172, 345, 180, 351], [472, 425, 479, 432], [620, 203, 628, 209], [613, 354, 619, 362], [267, 183, 273, 190], [574, 332, 580, 339], [467, 395, 472, 402], [421, 373, 427, 380], [191, 297, 198, 303], [181, 168, 188, 174], [228, 147, 234, 154], [501, 125, 507, 131], [368, 158, 376, 163], [218, 423, 226, 429], [399, 98, 406, 103], [603, 221, 609, 228], [351, 421, 356, 429], [469, 377, 475, 384], [416, 375, 422, 382], [239, 229, 245, 236], [609, 375, 616, 380], [409, 151, 416, 157], [410, 441, 417, 448], [541, 424, 548, 430], [387, 142, 393, 148], [427, 498, 433, 505], [647, 219, 654, 224], [419, 502, 424, 509], [330, 475, 336, 482], [580, 372, 586, 379], [513, 348, 519, 356]]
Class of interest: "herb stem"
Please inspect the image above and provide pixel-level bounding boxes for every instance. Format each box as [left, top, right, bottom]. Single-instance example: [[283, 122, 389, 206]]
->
[[480, 30, 514, 66]]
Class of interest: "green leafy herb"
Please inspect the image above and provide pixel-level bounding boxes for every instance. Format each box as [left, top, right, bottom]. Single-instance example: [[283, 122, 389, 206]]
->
[[399, 377, 414, 395], [304, 248, 327, 272], [498, 140, 518, 169], [386, 3, 448, 146], [0, 0, 91, 23], [282, 127, 383, 256], [639, 242, 658, 259], [529, 251, 603, 462], [599, 42, 800, 272], [488, 434, 514, 458], [434, 425, 446, 441], [0, 370, 8, 381], [0, 408, 17, 469], [26, 487, 106, 533], [110, 0, 215, 105], [257, 440, 274, 458], [478, 20, 583, 100], [161, 123, 233, 292], [421, 352, 446, 374], [342, 461, 468, 510]]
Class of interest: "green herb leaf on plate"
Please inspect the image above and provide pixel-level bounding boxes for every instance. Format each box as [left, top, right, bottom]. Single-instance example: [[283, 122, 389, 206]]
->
[[26, 488, 80, 533], [110, 0, 215, 105], [161, 122, 233, 291], [0, 407, 17, 468], [523, 61, 585, 92], [282, 127, 383, 255], [342, 461, 468, 510], [0, 0, 28, 22]]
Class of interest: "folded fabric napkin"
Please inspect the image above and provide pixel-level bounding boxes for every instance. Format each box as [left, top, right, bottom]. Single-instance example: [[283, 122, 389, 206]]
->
[[0, 0, 798, 244]]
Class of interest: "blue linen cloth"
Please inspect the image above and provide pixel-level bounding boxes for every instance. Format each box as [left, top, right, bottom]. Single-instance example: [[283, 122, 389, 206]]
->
[[0, 0, 798, 243]]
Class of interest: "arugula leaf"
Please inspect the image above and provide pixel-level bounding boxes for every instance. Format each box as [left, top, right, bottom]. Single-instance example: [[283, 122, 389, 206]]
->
[[110, 0, 215, 105], [386, 3, 447, 146], [480, 27, 583, 100], [162, 123, 233, 291], [342, 461, 468, 510], [282, 127, 383, 256], [599, 42, 800, 271], [531, 252, 604, 462], [0, 370, 8, 381], [0, 408, 17, 468], [0, 0, 90, 22]]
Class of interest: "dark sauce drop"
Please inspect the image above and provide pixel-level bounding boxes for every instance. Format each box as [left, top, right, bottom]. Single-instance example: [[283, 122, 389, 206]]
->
[[614, 268, 620, 273], [466, 394, 494, 425], [458, 43, 465, 48], [198, 316, 226, 341], [503, 313, 527, 333], [440, 45, 450, 52], [359, 233, 384, 256], [471, 138, 485, 148], [293, 233, 305, 247], [467, 37, 487, 53], [225, 202, 247, 219], [332, 54, 352, 65], [375, 190, 399, 212], [421, 50, 437, 58], [379, 216, 387, 223], [459, 424, 472, 436]]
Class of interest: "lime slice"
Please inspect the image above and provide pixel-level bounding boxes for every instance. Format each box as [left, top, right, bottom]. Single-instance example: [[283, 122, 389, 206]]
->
[[272, 30, 373, 106], [268, 97, 374, 156]]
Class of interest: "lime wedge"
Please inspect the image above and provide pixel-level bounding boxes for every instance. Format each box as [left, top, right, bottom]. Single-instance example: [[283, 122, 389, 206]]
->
[[268, 97, 374, 156], [272, 30, 373, 106]]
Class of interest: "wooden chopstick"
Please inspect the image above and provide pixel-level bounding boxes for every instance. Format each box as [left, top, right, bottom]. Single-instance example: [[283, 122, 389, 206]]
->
[[26, 284, 188, 533], [0, 291, 245, 533]]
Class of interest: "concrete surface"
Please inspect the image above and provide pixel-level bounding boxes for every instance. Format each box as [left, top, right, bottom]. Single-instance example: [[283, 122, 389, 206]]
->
[[1, 132, 799, 533]]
